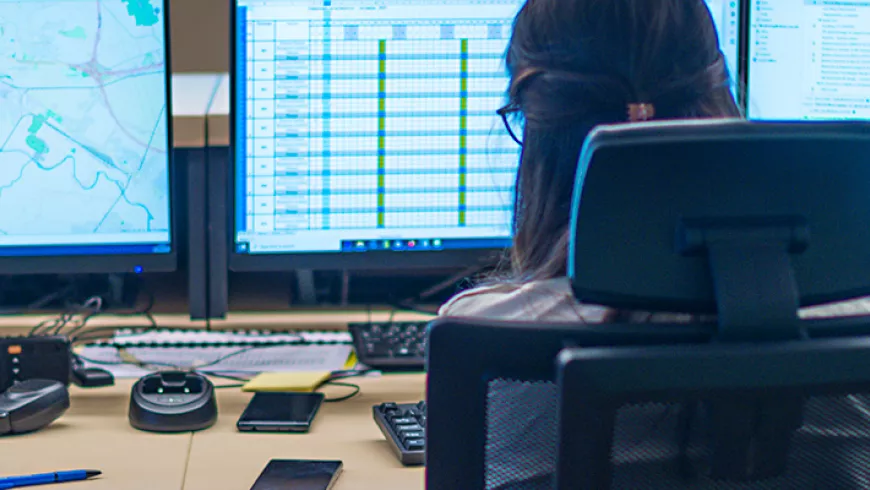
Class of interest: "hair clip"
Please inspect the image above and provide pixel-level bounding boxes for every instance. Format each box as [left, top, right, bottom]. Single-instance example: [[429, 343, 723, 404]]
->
[[627, 103, 655, 122]]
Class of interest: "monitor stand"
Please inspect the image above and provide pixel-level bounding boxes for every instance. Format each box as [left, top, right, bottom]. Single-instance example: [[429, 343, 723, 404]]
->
[[295, 270, 318, 305]]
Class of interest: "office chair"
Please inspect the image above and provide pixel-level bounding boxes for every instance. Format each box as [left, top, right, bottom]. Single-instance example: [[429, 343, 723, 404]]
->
[[426, 120, 870, 490]]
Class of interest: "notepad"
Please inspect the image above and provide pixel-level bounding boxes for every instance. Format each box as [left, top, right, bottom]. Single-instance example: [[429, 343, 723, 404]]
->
[[240, 352, 358, 392], [242, 372, 334, 392]]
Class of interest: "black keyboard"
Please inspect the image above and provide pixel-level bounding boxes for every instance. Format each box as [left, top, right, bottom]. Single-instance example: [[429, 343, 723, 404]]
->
[[349, 322, 427, 371], [373, 401, 426, 466]]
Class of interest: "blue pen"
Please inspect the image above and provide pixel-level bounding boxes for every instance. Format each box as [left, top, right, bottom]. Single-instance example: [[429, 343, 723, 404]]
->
[[0, 470, 101, 489]]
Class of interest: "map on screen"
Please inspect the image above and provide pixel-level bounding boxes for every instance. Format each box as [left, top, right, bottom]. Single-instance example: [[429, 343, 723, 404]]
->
[[0, 0, 171, 251]]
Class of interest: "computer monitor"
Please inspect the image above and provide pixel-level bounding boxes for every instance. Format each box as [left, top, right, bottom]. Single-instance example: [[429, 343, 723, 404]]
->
[[746, 0, 870, 120], [706, 0, 742, 95], [230, 0, 741, 271], [0, 0, 175, 274]]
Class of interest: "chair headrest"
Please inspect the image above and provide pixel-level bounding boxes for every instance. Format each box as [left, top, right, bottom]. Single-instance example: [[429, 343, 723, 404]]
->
[[569, 119, 870, 313]]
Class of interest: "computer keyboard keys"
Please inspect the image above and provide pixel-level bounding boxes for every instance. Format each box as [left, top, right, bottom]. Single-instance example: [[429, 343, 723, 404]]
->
[[373, 402, 426, 466], [401, 431, 424, 441], [380, 402, 399, 414], [349, 322, 426, 371], [405, 439, 425, 450]]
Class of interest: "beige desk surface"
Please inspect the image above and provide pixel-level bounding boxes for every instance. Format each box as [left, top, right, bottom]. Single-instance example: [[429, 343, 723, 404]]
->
[[172, 73, 223, 148], [185, 374, 426, 490], [0, 383, 190, 490], [3, 375, 426, 490]]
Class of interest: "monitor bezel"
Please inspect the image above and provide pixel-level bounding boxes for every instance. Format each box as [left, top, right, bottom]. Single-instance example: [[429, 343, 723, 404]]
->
[[0, 0, 178, 275], [738, 0, 749, 113], [227, 0, 511, 272]]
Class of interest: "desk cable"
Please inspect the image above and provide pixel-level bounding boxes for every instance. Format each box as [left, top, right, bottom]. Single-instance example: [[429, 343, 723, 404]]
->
[[75, 346, 373, 401]]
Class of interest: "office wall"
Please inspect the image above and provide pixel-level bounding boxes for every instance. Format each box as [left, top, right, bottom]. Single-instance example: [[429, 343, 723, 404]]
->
[[170, 0, 229, 73]]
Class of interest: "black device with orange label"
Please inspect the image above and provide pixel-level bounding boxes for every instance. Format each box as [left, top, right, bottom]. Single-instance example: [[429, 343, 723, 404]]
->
[[0, 336, 72, 393]]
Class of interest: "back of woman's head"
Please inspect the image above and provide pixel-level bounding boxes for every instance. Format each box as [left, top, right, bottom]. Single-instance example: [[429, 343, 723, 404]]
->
[[505, 0, 741, 281]]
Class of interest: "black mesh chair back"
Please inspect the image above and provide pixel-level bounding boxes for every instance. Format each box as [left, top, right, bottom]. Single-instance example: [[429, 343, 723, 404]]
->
[[427, 120, 870, 489]]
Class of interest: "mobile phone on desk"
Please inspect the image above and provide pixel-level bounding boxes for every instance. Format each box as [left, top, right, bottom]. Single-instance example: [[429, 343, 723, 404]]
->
[[250, 460, 342, 490], [237, 392, 325, 433]]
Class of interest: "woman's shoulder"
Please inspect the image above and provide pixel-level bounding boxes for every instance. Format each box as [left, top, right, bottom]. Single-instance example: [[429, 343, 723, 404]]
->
[[438, 277, 610, 322]]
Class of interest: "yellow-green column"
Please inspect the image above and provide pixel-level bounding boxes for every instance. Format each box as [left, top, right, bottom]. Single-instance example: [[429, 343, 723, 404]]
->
[[377, 39, 386, 228], [459, 39, 468, 226]]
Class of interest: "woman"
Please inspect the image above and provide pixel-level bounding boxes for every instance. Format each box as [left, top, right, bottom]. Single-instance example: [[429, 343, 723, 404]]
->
[[438, 0, 870, 487], [442, 0, 741, 323]]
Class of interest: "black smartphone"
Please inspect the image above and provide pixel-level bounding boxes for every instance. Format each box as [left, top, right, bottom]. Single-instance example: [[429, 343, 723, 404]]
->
[[237, 392, 325, 432], [250, 460, 342, 490]]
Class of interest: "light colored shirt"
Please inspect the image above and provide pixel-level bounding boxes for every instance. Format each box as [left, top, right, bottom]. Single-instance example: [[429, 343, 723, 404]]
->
[[437, 276, 870, 489], [440, 276, 870, 322]]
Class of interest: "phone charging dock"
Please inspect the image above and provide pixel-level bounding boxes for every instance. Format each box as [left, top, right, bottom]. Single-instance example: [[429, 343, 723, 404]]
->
[[129, 371, 218, 433]]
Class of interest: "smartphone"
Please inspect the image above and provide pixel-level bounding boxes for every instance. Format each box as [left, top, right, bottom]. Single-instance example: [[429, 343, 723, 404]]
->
[[237, 392, 325, 432], [250, 460, 342, 490]]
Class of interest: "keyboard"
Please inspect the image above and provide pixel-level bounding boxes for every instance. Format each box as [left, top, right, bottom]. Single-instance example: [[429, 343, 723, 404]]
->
[[349, 322, 427, 371], [373, 401, 426, 466]]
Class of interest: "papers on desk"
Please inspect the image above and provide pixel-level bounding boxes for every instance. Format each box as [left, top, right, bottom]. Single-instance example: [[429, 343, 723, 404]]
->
[[77, 329, 354, 378], [106, 328, 352, 346]]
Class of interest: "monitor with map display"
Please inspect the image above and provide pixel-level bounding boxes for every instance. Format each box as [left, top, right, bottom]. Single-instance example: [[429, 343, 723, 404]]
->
[[229, 0, 741, 270], [0, 0, 175, 274]]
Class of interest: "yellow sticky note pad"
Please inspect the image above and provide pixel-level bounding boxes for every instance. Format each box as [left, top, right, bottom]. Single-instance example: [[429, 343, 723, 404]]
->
[[241, 352, 357, 392], [242, 372, 333, 393]]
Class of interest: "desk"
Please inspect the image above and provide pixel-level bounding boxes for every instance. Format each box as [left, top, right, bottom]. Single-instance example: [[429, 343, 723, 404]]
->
[[3, 375, 426, 490], [171, 74, 223, 149], [0, 382, 190, 490], [185, 374, 425, 490]]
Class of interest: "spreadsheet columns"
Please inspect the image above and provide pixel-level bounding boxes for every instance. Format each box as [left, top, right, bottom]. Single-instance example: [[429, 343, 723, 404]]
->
[[378, 40, 387, 228], [321, 10, 333, 230], [459, 38, 468, 227], [234, 0, 520, 253]]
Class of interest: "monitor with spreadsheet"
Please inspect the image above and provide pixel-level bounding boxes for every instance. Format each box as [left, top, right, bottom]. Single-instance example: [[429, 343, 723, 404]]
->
[[229, 0, 741, 270], [746, 0, 870, 120], [0, 0, 175, 274]]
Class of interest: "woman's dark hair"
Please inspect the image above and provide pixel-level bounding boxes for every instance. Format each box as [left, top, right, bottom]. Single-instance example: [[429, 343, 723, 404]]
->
[[504, 0, 742, 281]]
